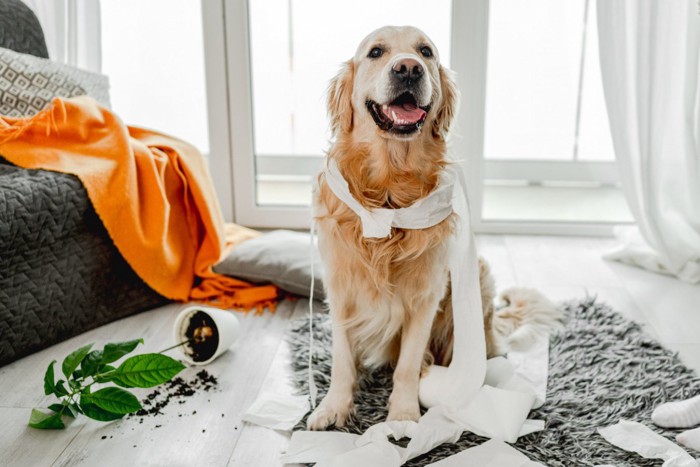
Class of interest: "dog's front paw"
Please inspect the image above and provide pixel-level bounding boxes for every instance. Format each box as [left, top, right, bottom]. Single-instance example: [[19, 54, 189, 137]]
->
[[307, 397, 354, 430], [386, 402, 421, 422]]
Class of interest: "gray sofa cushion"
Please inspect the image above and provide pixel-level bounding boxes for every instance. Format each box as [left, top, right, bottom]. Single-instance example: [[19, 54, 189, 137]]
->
[[0, 0, 48, 58], [214, 230, 325, 301]]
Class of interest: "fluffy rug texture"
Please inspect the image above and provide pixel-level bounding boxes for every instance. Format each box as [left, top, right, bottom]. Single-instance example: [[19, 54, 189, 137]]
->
[[288, 298, 700, 466]]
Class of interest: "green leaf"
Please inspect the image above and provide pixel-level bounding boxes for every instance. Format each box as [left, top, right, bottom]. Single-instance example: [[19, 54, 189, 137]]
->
[[68, 379, 81, 391], [44, 360, 57, 395], [48, 403, 64, 413], [102, 339, 144, 364], [28, 409, 65, 429], [55, 380, 69, 397], [81, 350, 103, 377], [82, 387, 141, 415], [72, 369, 83, 380], [62, 343, 94, 378], [111, 353, 185, 388], [79, 399, 124, 422]]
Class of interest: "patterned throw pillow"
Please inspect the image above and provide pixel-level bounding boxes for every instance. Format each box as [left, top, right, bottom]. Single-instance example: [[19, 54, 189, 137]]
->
[[0, 47, 110, 117]]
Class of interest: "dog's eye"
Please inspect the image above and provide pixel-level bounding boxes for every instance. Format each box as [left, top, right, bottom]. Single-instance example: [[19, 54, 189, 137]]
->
[[368, 47, 384, 59], [420, 46, 433, 58]]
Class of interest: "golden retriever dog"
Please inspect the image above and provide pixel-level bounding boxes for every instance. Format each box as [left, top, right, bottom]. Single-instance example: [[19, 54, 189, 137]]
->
[[309, 26, 561, 430]]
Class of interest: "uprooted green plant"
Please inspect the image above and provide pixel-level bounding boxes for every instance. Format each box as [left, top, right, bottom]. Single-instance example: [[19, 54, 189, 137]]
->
[[29, 339, 186, 429]]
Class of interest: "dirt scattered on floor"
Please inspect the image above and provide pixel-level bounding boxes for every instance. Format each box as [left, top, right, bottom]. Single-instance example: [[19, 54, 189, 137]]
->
[[128, 369, 219, 419], [97, 370, 223, 441]]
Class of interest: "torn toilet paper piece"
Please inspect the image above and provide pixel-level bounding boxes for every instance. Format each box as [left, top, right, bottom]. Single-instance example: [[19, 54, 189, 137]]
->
[[280, 431, 360, 464], [242, 391, 310, 431], [507, 335, 550, 409], [451, 385, 536, 443], [397, 407, 463, 463], [598, 419, 700, 467], [518, 419, 545, 438], [316, 439, 403, 467], [426, 439, 546, 466]]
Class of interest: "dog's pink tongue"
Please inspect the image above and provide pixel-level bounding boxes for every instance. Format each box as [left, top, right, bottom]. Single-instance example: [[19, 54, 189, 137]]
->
[[383, 103, 426, 124]]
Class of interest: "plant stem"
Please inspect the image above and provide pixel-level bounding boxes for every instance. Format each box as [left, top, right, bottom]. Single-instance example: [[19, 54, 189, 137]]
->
[[158, 338, 192, 354]]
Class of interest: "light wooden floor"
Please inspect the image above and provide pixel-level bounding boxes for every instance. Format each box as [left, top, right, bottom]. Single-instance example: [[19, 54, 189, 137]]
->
[[2, 235, 699, 466]]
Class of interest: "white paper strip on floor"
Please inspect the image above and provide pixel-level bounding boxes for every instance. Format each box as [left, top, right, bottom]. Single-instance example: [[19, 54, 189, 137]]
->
[[425, 439, 546, 467], [450, 385, 536, 443], [598, 419, 700, 467], [241, 392, 310, 431], [280, 431, 360, 464], [507, 335, 550, 409], [315, 440, 403, 467], [518, 419, 545, 438], [403, 407, 463, 461]]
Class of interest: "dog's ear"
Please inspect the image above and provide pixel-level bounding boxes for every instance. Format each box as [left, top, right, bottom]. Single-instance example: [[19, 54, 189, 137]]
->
[[432, 65, 459, 140], [328, 60, 355, 135]]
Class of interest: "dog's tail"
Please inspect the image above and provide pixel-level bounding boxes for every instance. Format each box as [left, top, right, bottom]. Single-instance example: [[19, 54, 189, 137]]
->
[[491, 287, 565, 352]]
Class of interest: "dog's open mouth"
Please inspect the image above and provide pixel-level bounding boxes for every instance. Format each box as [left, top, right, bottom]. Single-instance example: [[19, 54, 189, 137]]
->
[[366, 92, 431, 135]]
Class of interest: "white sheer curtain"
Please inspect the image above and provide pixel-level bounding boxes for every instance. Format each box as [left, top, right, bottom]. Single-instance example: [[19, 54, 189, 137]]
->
[[23, 0, 102, 72], [597, 0, 700, 284]]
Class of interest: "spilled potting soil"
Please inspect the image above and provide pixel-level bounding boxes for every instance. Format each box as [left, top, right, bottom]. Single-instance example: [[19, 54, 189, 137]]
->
[[98, 369, 236, 444], [128, 369, 219, 420]]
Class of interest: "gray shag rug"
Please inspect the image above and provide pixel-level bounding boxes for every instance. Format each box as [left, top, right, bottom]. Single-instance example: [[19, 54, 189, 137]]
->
[[288, 298, 700, 466]]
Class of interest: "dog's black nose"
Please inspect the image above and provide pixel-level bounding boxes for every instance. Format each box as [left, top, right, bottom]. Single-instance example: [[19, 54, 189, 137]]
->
[[392, 58, 423, 85]]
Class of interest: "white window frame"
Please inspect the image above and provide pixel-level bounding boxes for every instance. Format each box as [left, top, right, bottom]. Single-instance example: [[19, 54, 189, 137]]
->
[[203, 0, 309, 227], [203, 0, 621, 235]]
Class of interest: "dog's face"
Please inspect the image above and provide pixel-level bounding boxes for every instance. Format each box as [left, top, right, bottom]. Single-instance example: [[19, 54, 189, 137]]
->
[[328, 26, 458, 142]]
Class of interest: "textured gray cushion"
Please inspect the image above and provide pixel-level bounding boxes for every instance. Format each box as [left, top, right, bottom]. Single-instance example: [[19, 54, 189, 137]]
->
[[0, 0, 48, 59], [214, 230, 325, 300], [0, 47, 110, 117]]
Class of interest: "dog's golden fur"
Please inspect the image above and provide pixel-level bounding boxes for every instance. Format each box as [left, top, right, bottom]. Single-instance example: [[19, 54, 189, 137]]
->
[[308, 26, 559, 430]]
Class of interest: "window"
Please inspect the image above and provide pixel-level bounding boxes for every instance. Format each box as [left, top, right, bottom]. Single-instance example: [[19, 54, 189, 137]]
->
[[480, 0, 632, 225], [100, 0, 210, 155]]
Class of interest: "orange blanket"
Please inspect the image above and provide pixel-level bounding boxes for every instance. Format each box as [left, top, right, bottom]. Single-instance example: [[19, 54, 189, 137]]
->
[[0, 96, 278, 312]]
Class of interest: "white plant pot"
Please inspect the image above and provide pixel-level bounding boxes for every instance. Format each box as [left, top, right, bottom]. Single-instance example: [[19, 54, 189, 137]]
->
[[173, 305, 241, 365]]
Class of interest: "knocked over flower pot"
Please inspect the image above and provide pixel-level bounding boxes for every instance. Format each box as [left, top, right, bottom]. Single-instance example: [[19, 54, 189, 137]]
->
[[173, 306, 241, 365]]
